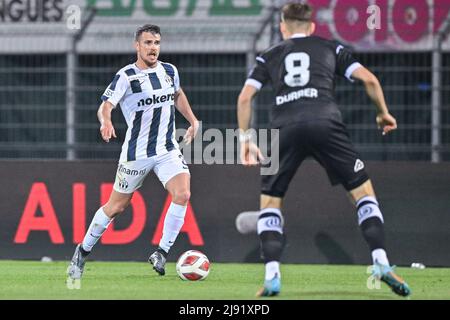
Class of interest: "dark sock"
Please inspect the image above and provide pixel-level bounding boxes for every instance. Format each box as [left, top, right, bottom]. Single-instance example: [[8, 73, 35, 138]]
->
[[360, 217, 385, 251], [259, 231, 285, 263], [79, 246, 90, 258], [157, 247, 168, 258]]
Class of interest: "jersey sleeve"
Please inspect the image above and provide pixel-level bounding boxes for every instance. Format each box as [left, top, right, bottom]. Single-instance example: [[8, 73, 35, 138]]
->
[[245, 55, 270, 90], [335, 44, 362, 83], [101, 70, 129, 107], [172, 64, 181, 92]]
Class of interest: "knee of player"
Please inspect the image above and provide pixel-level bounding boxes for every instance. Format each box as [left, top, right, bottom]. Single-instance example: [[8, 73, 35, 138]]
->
[[108, 202, 130, 216], [172, 189, 191, 205]]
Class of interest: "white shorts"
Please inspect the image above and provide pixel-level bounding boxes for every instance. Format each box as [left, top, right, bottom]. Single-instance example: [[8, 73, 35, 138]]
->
[[113, 149, 190, 194]]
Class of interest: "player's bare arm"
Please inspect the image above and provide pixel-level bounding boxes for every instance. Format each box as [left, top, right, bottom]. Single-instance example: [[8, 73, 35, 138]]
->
[[237, 84, 264, 166], [237, 84, 256, 132], [97, 101, 117, 143], [174, 88, 199, 144], [352, 66, 397, 135]]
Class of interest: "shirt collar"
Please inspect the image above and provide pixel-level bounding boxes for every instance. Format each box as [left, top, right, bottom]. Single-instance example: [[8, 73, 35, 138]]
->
[[291, 33, 307, 39], [134, 61, 159, 72]]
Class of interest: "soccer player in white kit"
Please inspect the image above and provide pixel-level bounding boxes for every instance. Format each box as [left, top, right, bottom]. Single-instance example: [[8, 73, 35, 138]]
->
[[67, 24, 199, 280]]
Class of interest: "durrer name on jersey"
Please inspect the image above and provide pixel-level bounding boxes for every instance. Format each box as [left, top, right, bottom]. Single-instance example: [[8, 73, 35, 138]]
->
[[137, 93, 175, 107], [276, 88, 318, 106]]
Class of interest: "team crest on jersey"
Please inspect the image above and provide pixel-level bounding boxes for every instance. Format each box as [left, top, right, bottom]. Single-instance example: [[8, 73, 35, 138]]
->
[[118, 177, 129, 190], [164, 74, 173, 86]]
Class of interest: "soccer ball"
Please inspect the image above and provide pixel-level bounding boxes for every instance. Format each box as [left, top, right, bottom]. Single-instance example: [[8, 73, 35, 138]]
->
[[176, 250, 210, 281]]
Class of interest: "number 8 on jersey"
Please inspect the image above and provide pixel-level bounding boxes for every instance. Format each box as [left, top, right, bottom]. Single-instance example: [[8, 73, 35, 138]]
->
[[284, 52, 310, 87]]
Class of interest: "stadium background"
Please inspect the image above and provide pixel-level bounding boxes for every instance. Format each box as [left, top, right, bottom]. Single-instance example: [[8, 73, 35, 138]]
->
[[1, 0, 449, 267]]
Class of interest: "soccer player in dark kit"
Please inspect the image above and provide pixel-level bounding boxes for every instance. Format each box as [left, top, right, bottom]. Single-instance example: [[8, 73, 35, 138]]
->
[[237, 2, 411, 297]]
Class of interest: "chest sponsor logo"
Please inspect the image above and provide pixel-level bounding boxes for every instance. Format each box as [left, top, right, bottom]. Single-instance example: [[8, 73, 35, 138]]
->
[[137, 94, 175, 107]]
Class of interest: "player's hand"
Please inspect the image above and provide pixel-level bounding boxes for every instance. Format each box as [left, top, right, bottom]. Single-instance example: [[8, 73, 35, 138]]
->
[[376, 112, 397, 136], [100, 120, 117, 143], [240, 141, 265, 166], [183, 120, 199, 145]]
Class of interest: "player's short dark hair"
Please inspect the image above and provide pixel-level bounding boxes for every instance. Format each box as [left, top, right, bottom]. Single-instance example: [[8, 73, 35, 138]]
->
[[281, 2, 313, 23], [135, 24, 161, 41]]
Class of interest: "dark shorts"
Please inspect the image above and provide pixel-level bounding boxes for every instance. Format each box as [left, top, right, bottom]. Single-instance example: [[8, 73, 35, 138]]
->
[[261, 119, 369, 197]]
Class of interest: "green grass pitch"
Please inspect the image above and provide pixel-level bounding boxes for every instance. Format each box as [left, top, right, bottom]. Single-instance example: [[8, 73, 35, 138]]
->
[[0, 260, 449, 300]]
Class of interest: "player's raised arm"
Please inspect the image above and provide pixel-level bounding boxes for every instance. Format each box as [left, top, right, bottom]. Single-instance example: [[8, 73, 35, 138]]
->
[[351, 66, 397, 136], [97, 101, 117, 143]]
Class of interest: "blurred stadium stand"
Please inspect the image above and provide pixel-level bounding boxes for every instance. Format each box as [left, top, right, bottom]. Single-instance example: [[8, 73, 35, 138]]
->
[[0, 0, 449, 161]]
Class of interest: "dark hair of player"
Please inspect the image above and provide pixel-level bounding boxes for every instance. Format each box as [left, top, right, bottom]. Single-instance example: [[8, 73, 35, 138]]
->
[[281, 2, 313, 24], [135, 24, 161, 41]]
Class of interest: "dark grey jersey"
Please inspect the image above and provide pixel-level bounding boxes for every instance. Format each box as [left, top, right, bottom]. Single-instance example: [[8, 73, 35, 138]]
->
[[247, 35, 362, 128]]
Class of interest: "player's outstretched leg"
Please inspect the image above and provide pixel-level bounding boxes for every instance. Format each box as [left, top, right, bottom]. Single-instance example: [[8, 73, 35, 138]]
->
[[67, 244, 88, 281], [66, 191, 131, 284], [66, 206, 113, 281], [356, 195, 411, 297], [255, 208, 285, 297]]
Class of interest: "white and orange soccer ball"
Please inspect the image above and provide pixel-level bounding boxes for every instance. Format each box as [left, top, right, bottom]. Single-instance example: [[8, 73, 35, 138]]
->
[[176, 250, 210, 281]]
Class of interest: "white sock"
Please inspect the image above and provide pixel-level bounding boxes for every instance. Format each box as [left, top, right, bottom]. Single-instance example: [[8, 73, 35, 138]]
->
[[82, 207, 112, 252], [265, 261, 281, 280], [159, 202, 187, 253], [372, 248, 390, 266]]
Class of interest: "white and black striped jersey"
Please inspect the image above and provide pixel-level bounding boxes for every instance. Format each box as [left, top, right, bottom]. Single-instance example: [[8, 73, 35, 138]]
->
[[246, 34, 362, 128], [101, 61, 180, 162]]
